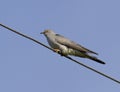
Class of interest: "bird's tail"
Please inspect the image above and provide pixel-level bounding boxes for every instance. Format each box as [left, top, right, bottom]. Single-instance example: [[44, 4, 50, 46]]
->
[[87, 55, 105, 64]]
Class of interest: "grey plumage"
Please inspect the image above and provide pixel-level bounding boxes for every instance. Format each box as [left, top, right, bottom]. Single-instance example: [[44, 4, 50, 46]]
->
[[41, 30, 105, 64]]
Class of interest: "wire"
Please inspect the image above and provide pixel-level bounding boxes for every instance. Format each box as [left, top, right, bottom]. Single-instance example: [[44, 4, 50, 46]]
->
[[0, 23, 120, 84]]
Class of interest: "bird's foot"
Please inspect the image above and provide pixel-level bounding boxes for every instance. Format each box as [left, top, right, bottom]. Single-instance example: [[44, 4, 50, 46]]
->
[[53, 49, 65, 56], [53, 49, 61, 53]]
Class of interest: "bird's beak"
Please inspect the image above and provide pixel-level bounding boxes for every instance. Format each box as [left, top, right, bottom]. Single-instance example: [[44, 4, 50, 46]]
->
[[40, 32, 44, 34]]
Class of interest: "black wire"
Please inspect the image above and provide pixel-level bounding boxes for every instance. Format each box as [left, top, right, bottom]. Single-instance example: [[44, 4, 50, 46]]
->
[[0, 23, 120, 84]]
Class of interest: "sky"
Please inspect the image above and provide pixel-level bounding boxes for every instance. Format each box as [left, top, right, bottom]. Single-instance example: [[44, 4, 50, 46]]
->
[[0, 0, 120, 92]]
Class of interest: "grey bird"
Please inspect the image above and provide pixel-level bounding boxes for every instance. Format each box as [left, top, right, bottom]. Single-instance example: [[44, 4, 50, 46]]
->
[[41, 30, 105, 64]]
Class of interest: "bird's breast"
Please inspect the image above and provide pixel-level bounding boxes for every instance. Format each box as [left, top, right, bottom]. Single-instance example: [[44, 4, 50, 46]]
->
[[46, 37, 59, 48]]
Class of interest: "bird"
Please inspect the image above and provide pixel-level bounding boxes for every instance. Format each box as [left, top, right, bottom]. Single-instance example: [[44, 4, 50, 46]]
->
[[40, 29, 105, 64]]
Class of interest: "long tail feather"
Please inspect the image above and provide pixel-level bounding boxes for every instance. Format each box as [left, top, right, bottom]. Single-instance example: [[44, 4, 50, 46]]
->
[[88, 56, 105, 64]]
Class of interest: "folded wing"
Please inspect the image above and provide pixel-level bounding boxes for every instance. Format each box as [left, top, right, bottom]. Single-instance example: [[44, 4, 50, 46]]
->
[[55, 34, 98, 55]]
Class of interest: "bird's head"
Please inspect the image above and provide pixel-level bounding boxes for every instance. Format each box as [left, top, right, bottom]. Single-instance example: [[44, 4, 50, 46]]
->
[[40, 29, 56, 36]]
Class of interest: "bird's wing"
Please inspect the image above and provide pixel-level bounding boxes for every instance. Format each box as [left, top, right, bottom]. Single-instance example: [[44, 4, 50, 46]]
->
[[55, 34, 98, 55]]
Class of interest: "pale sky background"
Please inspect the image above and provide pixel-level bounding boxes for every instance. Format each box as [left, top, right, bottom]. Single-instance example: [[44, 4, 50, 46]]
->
[[0, 0, 120, 92]]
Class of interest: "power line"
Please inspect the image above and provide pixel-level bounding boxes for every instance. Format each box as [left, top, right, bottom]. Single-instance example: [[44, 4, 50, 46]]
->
[[0, 23, 120, 84]]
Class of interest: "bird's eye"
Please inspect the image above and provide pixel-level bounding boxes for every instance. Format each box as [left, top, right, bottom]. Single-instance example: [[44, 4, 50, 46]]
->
[[45, 30, 49, 33]]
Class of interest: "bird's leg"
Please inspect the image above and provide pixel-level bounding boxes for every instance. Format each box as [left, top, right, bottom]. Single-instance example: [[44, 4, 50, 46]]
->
[[53, 49, 61, 53], [53, 49, 65, 56]]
